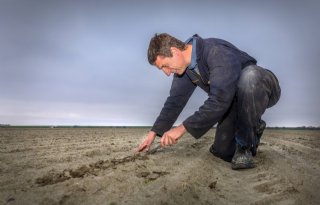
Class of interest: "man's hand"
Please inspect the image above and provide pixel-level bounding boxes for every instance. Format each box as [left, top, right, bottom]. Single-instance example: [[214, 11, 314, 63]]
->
[[160, 124, 187, 147], [137, 131, 156, 152]]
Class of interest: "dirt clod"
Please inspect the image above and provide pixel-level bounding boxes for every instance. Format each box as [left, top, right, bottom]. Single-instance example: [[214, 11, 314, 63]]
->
[[69, 165, 91, 178], [209, 181, 217, 189], [36, 170, 70, 186]]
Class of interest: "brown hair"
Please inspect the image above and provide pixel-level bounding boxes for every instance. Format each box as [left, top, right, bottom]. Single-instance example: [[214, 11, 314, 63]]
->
[[147, 33, 187, 65]]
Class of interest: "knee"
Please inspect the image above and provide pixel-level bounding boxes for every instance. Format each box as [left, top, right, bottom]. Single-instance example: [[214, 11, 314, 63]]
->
[[238, 66, 261, 91]]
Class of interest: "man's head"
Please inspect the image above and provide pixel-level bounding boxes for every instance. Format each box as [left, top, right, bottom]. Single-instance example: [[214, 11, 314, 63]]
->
[[147, 33, 192, 76]]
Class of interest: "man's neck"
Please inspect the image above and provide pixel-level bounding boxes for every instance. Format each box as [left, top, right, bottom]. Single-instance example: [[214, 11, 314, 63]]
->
[[183, 44, 193, 66]]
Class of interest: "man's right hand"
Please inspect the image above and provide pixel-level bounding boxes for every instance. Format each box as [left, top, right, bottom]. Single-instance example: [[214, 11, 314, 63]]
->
[[137, 131, 156, 152]]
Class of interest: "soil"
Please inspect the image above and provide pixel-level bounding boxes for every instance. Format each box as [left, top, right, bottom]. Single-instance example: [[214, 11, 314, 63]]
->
[[0, 128, 319, 205]]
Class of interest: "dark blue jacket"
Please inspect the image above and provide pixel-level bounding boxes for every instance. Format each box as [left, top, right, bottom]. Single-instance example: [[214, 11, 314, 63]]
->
[[151, 34, 257, 139]]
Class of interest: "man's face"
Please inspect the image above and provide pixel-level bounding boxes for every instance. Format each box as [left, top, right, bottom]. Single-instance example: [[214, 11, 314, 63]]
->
[[154, 47, 188, 77]]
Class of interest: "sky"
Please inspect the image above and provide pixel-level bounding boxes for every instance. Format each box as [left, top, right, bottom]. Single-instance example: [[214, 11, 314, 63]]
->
[[0, 0, 319, 127]]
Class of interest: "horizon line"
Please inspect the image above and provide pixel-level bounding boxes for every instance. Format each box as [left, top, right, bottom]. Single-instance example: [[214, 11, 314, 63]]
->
[[1, 124, 320, 129]]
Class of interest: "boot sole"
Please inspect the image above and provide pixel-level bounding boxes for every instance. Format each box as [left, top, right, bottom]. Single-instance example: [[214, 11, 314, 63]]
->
[[231, 162, 256, 170]]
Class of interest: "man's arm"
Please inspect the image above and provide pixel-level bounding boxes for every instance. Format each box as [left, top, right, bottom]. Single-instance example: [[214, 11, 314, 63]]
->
[[138, 72, 196, 152], [183, 45, 242, 138], [151, 71, 196, 137]]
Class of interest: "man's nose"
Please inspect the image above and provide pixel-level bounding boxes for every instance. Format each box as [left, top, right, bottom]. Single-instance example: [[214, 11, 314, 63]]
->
[[162, 68, 171, 76]]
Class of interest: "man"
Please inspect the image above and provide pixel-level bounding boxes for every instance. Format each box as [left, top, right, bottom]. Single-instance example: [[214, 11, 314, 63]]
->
[[138, 33, 281, 170]]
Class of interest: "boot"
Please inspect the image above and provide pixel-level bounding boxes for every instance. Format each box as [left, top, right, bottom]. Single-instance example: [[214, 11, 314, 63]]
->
[[231, 144, 255, 170], [256, 119, 266, 148], [252, 119, 266, 156]]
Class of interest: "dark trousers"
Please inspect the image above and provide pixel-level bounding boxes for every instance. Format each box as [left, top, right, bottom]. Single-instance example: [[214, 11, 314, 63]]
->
[[211, 65, 281, 162]]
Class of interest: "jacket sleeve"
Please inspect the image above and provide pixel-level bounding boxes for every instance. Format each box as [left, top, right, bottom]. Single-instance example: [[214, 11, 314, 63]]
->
[[183, 45, 242, 138], [151, 72, 196, 137]]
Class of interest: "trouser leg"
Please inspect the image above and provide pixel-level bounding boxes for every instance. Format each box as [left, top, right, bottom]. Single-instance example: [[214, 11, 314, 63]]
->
[[210, 99, 237, 162], [235, 65, 281, 153], [211, 65, 281, 161]]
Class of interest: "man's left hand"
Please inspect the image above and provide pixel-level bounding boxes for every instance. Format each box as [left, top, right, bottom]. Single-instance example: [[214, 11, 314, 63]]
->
[[160, 124, 187, 147]]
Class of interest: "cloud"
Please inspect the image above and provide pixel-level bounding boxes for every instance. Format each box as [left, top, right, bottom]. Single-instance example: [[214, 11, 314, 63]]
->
[[0, 0, 319, 126]]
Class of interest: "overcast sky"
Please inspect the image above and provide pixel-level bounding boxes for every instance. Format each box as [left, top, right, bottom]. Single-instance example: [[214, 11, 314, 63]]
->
[[0, 0, 319, 127]]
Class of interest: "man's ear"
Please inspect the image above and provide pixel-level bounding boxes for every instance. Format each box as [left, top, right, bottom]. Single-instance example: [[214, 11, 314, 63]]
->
[[170, 47, 179, 56]]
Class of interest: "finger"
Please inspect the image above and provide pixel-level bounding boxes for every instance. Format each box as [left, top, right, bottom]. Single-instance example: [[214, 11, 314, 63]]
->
[[138, 144, 147, 152], [145, 144, 150, 151], [172, 137, 178, 144], [161, 135, 166, 147], [165, 136, 171, 146], [174, 139, 178, 144], [166, 135, 173, 146], [163, 135, 168, 146], [169, 135, 176, 145], [160, 136, 164, 147]]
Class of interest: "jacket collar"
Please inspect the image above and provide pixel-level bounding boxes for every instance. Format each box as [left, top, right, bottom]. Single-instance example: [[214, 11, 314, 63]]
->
[[192, 34, 204, 63]]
